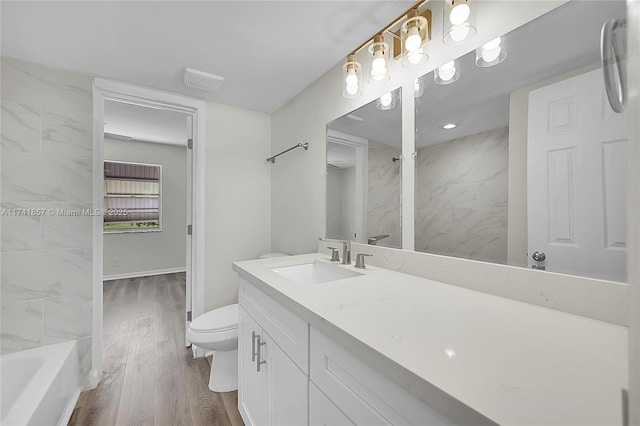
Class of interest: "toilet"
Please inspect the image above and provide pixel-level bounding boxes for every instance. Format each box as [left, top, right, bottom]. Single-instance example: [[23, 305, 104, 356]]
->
[[186, 253, 288, 392]]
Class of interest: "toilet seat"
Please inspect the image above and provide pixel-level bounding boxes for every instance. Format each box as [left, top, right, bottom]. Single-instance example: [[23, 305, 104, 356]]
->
[[190, 303, 238, 333]]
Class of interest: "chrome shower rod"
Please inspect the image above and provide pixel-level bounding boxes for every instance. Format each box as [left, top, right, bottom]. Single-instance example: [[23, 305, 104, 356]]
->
[[266, 142, 309, 164]]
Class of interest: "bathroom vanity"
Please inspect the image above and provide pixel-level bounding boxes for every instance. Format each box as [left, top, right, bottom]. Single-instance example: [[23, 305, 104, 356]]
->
[[233, 253, 627, 425]]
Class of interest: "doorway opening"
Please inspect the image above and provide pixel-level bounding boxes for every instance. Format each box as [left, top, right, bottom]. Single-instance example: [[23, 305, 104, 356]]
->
[[91, 79, 207, 385]]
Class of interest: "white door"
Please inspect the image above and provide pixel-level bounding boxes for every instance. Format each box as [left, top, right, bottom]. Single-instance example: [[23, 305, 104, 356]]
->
[[238, 308, 263, 426], [527, 68, 626, 281], [262, 332, 308, 426]]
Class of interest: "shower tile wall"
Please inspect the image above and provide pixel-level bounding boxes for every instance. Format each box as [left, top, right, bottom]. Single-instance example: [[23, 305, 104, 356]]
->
[[415, 127, 508, 263], [1, 57, 93, 376], [368, 140, 401, 249]]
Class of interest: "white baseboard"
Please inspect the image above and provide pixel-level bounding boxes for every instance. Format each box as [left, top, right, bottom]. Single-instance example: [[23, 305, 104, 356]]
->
[[103, 267, 186, 281]]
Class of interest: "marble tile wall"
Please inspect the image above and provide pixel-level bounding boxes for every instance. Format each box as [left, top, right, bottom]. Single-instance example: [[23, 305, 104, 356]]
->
[[415, 127, 508, 264], [368, 140, 401, 249], [0, 57, 93, 377]]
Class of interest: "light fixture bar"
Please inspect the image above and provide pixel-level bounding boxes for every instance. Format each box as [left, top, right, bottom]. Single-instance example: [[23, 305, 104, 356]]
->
[[347, 0, 429, 57]]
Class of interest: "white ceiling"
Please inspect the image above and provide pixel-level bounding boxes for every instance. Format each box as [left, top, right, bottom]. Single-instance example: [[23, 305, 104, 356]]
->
[[104, 100, 189, 146], [1, 1, 414, 114], [328, 0, 626, 151]]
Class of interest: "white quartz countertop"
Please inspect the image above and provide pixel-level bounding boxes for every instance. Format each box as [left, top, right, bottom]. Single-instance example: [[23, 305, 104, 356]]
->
[[232, 253, 628, 426]]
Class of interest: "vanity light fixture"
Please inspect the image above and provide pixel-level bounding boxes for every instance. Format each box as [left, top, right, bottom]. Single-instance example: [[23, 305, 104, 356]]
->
[[443, 0, 477, 45], [434, 60, 460, 85], [376, 91, 396, 110], [340, 0, 432, 98], [443, 123, 457, 129], [400, 8, 430, 67], [343, 54, 363, 98], [368, 34, 390, 82], [476, 37, 507, 67]]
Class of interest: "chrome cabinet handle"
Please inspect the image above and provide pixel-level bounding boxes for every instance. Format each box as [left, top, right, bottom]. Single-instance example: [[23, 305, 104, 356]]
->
[[256, 337, 266, 372], [601, 19, 626, 113], [251, 331, 259, 362]]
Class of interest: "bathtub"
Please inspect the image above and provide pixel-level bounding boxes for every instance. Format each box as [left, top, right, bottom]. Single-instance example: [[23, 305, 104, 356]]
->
[[1, 341, 82, 426]]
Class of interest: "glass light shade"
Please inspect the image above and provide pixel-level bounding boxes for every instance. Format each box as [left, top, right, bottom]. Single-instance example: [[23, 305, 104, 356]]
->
[[443, 0, 476, 45], [401, 47, 429, 68], [342, 57, 362, 98], [475, 37, 507, 67], [376, 91, 396, 111], [401, 14, 428, 52], [367, 38, 390, 83], [434, 60, 460, 85]]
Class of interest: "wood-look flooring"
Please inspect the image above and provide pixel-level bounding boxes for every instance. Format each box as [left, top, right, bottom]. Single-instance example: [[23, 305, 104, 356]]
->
[[68, 273, 243, 426]]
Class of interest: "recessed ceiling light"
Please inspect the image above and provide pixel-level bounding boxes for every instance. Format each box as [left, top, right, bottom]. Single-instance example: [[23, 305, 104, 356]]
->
[[443, 123, 456, 129]]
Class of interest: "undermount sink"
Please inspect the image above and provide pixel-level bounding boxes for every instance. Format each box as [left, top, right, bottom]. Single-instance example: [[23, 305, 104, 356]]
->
[[270, 260, 363, 285]]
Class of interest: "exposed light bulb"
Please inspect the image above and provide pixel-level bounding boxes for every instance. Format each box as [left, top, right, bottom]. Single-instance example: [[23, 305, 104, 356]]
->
[[483, 37, 501, 51], [443, 123, 456, 129], [372, 56, 386, 71], [405, 26, 422, 52], [371, 67, 387, 81], [380, 92, 392, 107], [345, 72, 358, 86], [450, 25, 470, 42], [481, 46, 501, 63], [346, 84, 358, 95], [407, 48, 424, 65], [440, 61, 455, 71], [449, 3, 470, 26], [438, 61, 456, 81]]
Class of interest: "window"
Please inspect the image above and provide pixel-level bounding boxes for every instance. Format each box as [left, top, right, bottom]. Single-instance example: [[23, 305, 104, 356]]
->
[[104, 161, 161, 232]]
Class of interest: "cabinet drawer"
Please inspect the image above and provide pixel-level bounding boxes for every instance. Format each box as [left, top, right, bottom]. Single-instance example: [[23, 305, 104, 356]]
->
[[239, 278, 309, 373], [310, 327, 456, 426]]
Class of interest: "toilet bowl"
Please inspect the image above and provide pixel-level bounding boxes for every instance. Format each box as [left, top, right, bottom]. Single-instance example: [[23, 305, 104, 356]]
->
[[187, 253, 288, 392]]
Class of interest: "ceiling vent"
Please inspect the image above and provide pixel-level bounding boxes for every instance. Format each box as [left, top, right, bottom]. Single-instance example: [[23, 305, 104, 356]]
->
[[182, 67, 224, 92]]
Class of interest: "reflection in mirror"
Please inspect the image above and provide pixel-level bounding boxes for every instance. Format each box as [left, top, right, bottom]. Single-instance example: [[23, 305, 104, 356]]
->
[[414, 1, 626, 281], [326, 87, 402, 248]]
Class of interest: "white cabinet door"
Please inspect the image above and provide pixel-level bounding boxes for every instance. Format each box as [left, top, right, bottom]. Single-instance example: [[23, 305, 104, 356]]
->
[[263, 332, 308, 426], [239, 305, 309, 426], [238, 307, 263, 426], [310, 382, 355, 426]]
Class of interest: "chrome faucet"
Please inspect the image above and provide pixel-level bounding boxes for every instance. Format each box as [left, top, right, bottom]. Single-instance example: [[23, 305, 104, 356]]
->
[[319, 238, 351, 265], [367, 234, 389, 245], [327, 247, 340, 262], [355, 253, 372, 268]]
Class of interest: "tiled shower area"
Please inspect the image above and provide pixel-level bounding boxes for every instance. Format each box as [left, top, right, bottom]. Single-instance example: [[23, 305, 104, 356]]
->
[[1, 57, 93, 378]]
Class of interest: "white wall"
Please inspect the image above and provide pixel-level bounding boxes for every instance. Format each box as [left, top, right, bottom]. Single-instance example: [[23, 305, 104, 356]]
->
[[326, 166, 356, 241], [204, 102, 271, 311], [103, 138, 187, 278]]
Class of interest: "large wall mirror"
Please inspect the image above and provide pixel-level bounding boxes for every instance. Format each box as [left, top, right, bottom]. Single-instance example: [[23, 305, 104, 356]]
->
[[414, 0, 626, 281], [326, 87, 402, 248]]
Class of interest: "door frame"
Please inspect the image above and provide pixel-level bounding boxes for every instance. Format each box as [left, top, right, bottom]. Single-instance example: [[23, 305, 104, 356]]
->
[[326, 129, 368, 244], [90, 79, 206, 386]]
